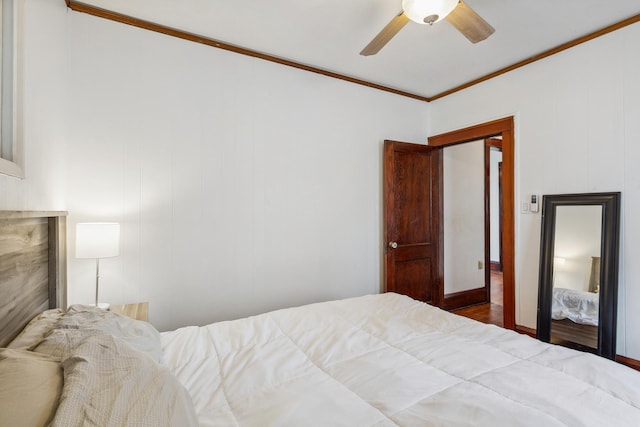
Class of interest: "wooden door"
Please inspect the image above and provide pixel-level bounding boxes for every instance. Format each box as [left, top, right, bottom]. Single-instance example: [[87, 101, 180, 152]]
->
[[383, 140, 441, 305]]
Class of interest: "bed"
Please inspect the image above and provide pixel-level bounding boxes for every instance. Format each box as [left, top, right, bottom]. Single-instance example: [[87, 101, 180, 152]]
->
[[549, 258, 601, 350], [550, 288, 599, 349], [2, 211, 640, 426], [552, 287, 599, 326]]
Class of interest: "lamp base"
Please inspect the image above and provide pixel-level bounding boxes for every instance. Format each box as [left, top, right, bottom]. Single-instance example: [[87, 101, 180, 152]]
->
[[91, 302, 110, 310]]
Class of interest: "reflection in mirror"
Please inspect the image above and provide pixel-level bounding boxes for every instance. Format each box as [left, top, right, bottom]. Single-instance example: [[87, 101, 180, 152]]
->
[[537, 192, 620, 360], [550, 205, 602, 350]]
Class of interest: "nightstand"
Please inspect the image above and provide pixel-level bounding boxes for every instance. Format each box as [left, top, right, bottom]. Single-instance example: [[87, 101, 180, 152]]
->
[[110, 302, 149, 322]]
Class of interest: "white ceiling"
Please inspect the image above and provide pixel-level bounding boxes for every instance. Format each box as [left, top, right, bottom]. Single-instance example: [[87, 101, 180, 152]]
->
[[74, 0, 640, 99]]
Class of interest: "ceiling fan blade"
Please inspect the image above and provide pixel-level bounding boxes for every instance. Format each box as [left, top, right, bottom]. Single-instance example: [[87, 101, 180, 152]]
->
[[360, 12, 410, 56], [446, 1, 495, 44]]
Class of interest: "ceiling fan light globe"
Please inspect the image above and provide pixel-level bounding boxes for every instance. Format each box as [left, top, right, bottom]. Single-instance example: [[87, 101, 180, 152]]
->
[[402, 0, 459, 25]]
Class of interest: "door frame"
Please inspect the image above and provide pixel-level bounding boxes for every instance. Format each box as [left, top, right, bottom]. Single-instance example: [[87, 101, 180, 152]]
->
[[428, 117, 515, 330], [485, 138, 503, 302]]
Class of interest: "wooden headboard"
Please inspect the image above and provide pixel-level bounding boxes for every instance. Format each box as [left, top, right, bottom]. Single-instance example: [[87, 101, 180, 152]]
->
[[0, 211, 67, 347]]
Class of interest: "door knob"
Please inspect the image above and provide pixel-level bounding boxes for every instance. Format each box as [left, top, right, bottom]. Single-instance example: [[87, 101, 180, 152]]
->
[[388, 241, 398, 249]]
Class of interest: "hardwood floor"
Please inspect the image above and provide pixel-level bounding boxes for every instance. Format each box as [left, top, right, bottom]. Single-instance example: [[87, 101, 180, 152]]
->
[[451, 271, 504, 327]]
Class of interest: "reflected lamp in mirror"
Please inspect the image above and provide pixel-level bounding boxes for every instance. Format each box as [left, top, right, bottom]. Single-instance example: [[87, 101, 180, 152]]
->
[[76, 222, 120, 309], [536, 192, 620, 360]]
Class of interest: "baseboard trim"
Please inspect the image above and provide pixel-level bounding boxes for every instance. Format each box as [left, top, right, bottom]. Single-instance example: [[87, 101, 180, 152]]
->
[[442, 287, 487, 310], [515, 324, 640, 371], [515, 324, 536, 338], [616, 355, 640, 371], [490, 261, 502, 272]]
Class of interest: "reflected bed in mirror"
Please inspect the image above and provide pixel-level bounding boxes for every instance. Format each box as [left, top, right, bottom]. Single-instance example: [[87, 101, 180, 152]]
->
[[537, 192, 620, 359]]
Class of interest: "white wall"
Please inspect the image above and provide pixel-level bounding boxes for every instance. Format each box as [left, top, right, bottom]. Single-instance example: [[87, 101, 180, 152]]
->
[[490, 149, 502, 263], [443, 140, 485, 293], [430, 22, 640, 358], [0, 0, 430, 331], [0, 0, 68, 210]]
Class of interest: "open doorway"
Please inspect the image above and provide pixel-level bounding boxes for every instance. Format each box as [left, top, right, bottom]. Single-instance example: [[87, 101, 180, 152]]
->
[[428, 117, 515, 330], [439, 137, 504, 326]]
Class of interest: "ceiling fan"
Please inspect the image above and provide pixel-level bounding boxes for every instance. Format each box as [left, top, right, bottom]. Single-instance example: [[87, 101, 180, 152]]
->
[[361, 0, 494, 56]]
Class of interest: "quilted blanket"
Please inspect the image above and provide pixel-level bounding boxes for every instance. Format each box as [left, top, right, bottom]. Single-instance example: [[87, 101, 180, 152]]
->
[[552, 287, 599, 326], [161, 293, 640, 426]]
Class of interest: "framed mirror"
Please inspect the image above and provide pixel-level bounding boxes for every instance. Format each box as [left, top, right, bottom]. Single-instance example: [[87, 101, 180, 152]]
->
[[537, 192, 620, 359]]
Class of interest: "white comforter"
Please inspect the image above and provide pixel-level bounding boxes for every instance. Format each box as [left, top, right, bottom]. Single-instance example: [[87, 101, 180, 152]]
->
[[552, 287, 599, 326], [161, 293, 640, 426]]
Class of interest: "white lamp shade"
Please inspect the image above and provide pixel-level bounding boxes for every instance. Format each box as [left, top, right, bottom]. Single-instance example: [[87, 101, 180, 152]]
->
[[402, 0, 458, 25], [76, 223, 121, 259]]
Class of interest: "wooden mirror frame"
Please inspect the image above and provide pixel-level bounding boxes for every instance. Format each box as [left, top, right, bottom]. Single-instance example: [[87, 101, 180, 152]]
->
[[536, 192, 620, 359]]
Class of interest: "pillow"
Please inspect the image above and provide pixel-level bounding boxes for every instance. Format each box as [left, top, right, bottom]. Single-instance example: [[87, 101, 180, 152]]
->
[[49, 333, 198, 427], [0, 348, 63, 427], [7, 308, 64, 349], [36, 304, 163, 363]]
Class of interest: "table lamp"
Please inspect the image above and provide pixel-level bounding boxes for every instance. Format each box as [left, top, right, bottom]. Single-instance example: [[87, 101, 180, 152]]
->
[[76, 222, 120, 309]]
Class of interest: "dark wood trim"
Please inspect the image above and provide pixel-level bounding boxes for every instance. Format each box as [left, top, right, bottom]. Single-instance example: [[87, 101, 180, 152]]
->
[[483, 141, 491, 303], [515, 324, 536, 338], [66, 2, 640, 103], [429, 117, 515, 330], [616, 355, 640, 372], [429, 14, 640, 101], [428, 118, 512, 147], [498, 119, 515, 331], [490, 261, 501, 272], [65, 1, 430, 102], [486, 139, 503, 150], [498, 161, 503, 269], [442, 288, 487, 311]]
